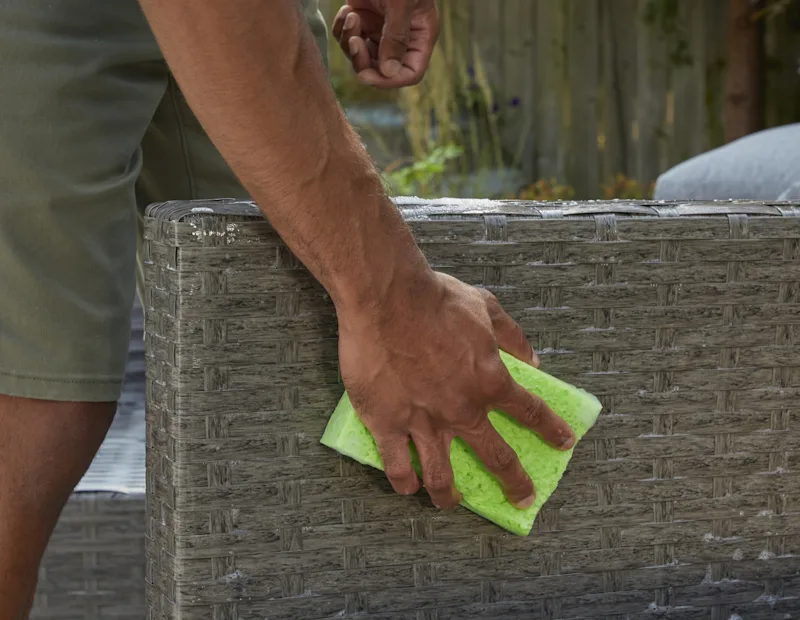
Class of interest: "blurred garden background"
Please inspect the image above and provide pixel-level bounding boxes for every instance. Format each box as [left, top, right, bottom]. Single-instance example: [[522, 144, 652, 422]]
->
[[318, 0, 800, 200]]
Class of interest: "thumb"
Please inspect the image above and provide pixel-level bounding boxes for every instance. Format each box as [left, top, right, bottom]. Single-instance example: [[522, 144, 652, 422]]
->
[[483, 292, 539, 367], [378, 2, 414, 78]]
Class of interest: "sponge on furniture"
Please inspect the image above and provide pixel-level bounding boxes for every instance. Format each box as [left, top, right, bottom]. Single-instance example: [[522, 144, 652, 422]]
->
[[320, 351, 602, 536]]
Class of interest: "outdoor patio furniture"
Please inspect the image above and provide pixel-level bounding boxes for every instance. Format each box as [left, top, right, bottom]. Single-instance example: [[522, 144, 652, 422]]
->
[[654, 123, 800, 202], [144, 198, 800, 619]]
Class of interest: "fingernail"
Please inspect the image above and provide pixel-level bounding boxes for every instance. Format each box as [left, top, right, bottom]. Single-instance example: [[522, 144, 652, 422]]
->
[[560, 434, 575, 450], [405, 481, 421, 495], [349, 39, 358, 57], [383, 59, 401, 77], [344, 13, 357, 29], [513, 494, 535, 510], [357, 72, 375, 86], [434, 501, 457, 512]]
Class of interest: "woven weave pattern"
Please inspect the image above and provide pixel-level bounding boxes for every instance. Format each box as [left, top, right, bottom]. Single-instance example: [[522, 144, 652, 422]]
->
[[31, 493, 145, 619], [145, 199, 800, 620]]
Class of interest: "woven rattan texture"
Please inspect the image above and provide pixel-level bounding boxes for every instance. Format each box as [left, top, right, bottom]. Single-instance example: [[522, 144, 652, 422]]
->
[[144, 199, 800, 620], [30, 493, 146, 619]]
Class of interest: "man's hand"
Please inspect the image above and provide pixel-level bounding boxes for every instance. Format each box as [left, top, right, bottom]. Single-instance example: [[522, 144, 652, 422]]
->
[[332, 0, 439, 88], [339, 271, 575, 510]]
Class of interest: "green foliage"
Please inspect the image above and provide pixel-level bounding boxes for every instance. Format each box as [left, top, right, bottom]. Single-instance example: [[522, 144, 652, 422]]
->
[[512, 179, 576, 201], [757, 0, 794, 19], [384, 143, 464, 197], [396, 0, 522, 190], [506, 175, 655, 202], [602, 174, 656, 200]]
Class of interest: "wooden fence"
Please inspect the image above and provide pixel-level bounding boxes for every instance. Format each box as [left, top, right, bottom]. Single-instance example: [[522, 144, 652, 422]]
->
[[320, 0, 800, 198]]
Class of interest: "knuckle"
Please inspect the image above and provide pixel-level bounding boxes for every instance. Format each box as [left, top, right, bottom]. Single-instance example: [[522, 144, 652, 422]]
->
[[486, 442, 517, 473], [424, 468, 453, 492], [503, 317, 526, 343], [522, 399, 545, 427], [347, 388, 387, 424], [451, 393, 478, 416], [458, 415, 488, 440], [482, 364, 512, 397], [386, 31, 412, 47], [509, 319, 527, 339], [480, 287, 500, 307], [511, 330, 534, 357], [384, 459, 412, 480], [381, 32, 411, 50], [480, 292, 503, 319]]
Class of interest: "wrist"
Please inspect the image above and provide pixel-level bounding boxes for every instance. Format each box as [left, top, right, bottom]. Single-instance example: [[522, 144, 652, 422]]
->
[[332, 235, 437, 330]]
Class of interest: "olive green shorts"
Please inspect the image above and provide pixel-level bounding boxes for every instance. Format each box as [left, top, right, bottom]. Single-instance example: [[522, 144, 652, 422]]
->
[[0, 0, 327, 402]]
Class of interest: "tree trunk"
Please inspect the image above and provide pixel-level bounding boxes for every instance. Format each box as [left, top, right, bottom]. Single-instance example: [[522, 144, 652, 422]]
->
[[724, 0, 766, 142]]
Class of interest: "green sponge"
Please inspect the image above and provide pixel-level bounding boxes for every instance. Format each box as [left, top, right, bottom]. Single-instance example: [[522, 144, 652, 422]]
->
[[320, 351, 602, 536]]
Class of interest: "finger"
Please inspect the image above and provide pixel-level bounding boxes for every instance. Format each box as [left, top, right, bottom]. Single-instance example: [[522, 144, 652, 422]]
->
[[366, 37, 379, 61], [356, 33, 432, 88], [461, 419, 535, 509], [357, 64, 423, 89], [339, 11, 361, 54], [374, 433, 421, 496], [412, 431, 461, 510], [496, 380, 576, 451], [377, 1, 414, 77], [348, 36, 372, 74], [483, 290, 538, 367], [332, 5, 352, 41]]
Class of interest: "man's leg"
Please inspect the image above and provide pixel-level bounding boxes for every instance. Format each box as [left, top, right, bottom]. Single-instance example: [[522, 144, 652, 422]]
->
[[0, 1, 168, 617]]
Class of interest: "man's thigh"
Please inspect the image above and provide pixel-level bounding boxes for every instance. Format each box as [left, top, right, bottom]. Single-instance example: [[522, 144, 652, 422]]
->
[[0, 0, 168, 401]]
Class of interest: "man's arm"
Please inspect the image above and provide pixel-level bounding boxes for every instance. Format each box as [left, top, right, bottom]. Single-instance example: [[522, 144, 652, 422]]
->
[[137, 0, 575, 510], [139, 0, 420, 315]]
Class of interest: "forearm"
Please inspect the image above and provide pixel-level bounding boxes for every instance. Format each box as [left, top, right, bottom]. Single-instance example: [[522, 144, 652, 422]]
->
[[137, 0, 430, 313]]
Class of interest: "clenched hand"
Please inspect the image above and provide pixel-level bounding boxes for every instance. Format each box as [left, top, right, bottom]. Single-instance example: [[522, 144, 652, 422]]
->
[[338, 271, 576, 510], [332, 0, 439, 88]]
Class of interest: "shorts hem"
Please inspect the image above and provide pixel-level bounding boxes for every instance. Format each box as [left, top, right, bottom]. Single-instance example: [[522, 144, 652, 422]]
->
[[0, 368, 123, 402]]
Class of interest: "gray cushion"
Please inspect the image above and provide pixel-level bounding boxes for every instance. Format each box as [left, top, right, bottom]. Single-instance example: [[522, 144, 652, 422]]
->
[[654, 123, 800, 201]]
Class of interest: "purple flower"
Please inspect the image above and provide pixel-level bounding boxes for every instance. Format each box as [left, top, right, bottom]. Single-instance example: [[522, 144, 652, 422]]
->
[[510, 97, 521, 107], [492, 103, 500, 113]]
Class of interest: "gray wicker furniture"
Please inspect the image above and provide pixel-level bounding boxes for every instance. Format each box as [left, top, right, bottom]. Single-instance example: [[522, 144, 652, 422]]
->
[[144, 199, 800, 620], [31, 301, 147, 620], [30, 493, 145, 619]]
